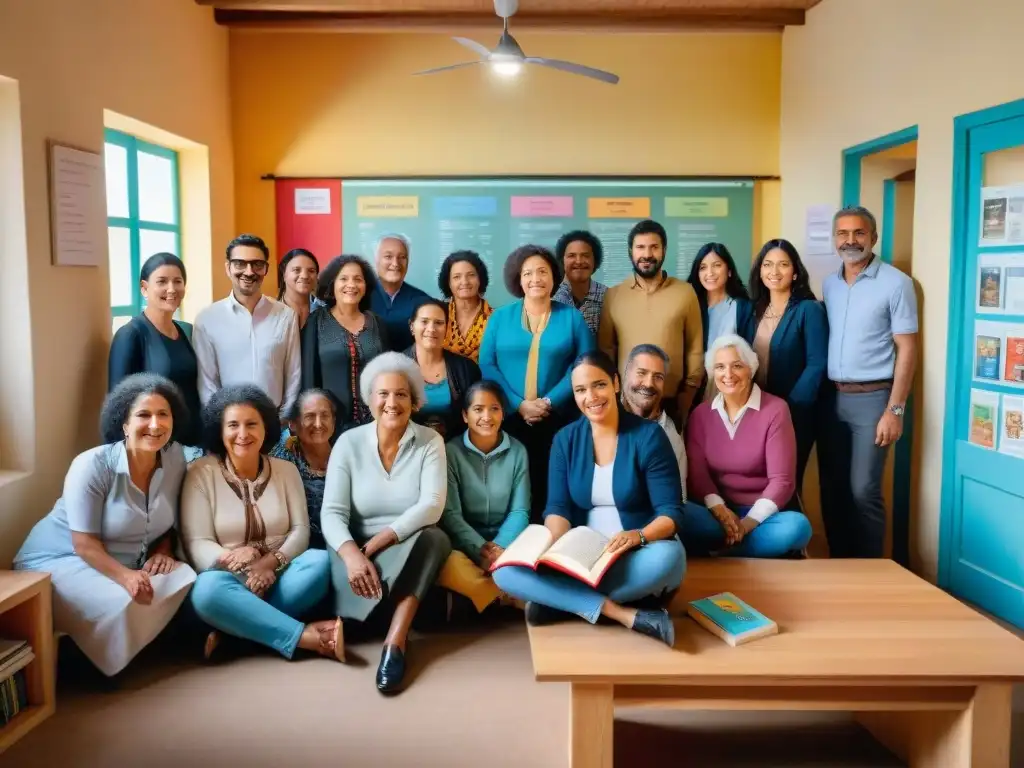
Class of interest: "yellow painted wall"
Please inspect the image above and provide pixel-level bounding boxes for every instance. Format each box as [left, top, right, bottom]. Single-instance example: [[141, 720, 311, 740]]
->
[[0, 0, 234, 566], [229, 31, 782, 295], [780, 0, 1024, 580]]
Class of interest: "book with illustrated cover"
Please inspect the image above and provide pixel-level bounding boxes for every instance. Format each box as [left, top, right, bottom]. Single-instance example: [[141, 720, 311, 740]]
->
[[490, 524, 624, 588], [975, 335, 1001, 379], [687, 592, 778, 646], [979, 266, 1002, 308]]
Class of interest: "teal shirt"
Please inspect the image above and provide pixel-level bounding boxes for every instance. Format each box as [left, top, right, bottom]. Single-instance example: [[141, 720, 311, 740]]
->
[[421, 380, 452, 416], [441, 431, 531, 565]]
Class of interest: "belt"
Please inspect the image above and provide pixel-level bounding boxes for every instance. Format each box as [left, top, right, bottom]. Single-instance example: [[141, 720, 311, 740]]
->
[[835, 379, 893, 393]]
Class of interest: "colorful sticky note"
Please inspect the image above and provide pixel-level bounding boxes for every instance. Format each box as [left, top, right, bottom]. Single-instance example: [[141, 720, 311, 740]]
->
[[665, 197, 729, 218], [587, 197, 651, 218], [357, 196, 419, 217]]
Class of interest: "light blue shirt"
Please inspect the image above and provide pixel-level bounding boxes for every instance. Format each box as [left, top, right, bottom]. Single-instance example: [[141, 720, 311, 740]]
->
[[822, 255, 918, 382], [706, 297, 738, 348]]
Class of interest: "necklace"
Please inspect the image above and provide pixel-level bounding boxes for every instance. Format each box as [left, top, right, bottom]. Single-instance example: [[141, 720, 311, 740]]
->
[[763, 303, 788, 321]]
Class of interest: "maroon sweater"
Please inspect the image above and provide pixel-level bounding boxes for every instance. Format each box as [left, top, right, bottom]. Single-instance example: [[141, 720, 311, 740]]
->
[[685, 386, 797, 522]]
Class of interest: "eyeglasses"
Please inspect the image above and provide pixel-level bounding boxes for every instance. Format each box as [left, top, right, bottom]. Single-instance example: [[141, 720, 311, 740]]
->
[[229, 259, 269, 275]]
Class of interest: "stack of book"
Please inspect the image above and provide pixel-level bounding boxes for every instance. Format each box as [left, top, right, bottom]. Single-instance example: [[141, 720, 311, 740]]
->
[[0, 639, 33, 726]]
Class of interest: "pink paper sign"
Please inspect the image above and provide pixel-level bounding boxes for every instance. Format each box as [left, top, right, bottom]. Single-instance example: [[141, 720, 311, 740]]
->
[[510, 196, 574, 217]]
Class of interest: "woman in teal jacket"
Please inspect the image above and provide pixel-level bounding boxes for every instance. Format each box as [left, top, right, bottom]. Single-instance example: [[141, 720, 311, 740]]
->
[[438, 380, 530, 613], [492, 351, 685, 647]]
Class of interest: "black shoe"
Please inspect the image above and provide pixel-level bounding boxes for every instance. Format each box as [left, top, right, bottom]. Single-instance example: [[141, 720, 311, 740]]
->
[[524, 601, 573, 626], [376, 644, 406, 695], [631, 608, 676, 647]]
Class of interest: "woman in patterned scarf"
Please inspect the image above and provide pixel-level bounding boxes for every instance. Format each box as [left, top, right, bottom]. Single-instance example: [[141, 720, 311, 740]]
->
[[437, 250, 493, 363], [181, 385, 343, 663]]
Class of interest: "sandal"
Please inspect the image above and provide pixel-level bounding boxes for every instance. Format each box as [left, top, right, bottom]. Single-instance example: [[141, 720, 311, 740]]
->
[[203, 631, 221, 661], [311, 617, 345, 662]]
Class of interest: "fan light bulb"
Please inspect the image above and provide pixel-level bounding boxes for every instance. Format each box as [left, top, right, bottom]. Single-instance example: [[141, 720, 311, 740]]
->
[[492, 60, 522, 77]]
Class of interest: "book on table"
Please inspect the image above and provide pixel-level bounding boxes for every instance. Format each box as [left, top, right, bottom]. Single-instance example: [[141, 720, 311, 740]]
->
[[687, 592, 778, 646], [489, 524, 623, 588]]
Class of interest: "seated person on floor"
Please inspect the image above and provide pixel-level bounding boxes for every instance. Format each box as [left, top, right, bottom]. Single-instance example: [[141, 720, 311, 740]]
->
[[437, 379, 530, 614], [321, 352, 452, 695], [492, 351, 686, 648], [271, 387, 341, 550], [181, 385, 341, 664], [14, 373, 197, 677], [683, 334, 812, 558]]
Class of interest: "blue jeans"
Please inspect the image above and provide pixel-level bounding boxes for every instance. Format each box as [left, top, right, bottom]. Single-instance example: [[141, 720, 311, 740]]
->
[[190, 549, 330, 658], [682, 502, 812, 558], [491, 538, 686, 623]]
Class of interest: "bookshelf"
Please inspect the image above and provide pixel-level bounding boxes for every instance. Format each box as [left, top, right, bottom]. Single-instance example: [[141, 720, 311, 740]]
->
[[0, 571, 55, 753]]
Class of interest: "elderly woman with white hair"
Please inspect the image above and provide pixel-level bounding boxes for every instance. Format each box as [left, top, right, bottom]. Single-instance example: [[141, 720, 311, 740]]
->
[[682, 334, 812, 558], [320, 351, 451, 694]]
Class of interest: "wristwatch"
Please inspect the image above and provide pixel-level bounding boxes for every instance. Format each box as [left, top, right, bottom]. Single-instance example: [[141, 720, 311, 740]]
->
[[636, 530, 648, 547], [889, 404, 906, 417]]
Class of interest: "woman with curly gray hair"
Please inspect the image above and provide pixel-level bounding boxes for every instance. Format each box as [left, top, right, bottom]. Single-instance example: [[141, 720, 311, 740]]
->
[[321, 351, 452, 695], [13, 373, 198, 677]]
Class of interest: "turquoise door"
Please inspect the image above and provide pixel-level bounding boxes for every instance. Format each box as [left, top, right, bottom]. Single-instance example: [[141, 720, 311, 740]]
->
[[941, 104, 1024, 629]]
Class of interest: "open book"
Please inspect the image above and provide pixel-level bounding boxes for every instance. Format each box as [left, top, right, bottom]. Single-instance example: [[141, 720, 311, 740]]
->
[[489, 524, 623, 588]]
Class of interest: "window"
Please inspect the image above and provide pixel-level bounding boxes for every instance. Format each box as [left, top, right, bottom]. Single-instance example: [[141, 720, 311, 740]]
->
[[103, 129, 181, 329]]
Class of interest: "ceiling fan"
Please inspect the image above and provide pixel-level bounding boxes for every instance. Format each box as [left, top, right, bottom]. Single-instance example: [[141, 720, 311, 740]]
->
[[413, 0, 620, 85]]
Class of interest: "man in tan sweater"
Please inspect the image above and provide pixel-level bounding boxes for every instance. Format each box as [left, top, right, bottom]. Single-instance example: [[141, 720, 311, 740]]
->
[[598, 219, 704, 428]]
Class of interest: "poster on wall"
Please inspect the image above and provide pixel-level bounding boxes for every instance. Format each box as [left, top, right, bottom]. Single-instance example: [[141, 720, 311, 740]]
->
[[976, 252, 1024, 314], [980, 184, 1024, 246], [972, 320, 1024, 387], [1000, 395, 1024, 457], [968, 388, 1000, 449]]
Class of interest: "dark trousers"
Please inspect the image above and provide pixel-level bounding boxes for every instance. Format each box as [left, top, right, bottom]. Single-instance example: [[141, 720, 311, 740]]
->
[[790, 405, 817, 511], [816, 387, 891, 558], [504, 411, 568, 524]]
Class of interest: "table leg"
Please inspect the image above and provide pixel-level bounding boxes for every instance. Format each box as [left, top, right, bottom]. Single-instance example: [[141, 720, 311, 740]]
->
[[569, 683, 613, 768], [856, 684, 1012, 767]]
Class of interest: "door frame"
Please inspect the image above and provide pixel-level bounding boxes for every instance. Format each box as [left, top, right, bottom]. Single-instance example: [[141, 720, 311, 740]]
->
[[938, 97, 1024, 587], [839, 125, 918, 568]]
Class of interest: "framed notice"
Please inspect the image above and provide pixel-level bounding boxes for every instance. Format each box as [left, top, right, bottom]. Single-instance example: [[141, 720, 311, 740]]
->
[[48, 141, 105, 267]]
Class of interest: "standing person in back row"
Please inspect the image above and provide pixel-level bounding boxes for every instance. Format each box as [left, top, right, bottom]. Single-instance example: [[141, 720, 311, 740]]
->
[[818, 206, 918, 559], [193, 234, 301, 420], [598, 220, 704, 429], [552, 230, 607, 337], [369, 234, 430, 352]]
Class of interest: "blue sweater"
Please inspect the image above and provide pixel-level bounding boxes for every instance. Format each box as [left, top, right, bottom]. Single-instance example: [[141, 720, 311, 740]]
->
[[752, 299, 829, 411], [478, 300, 595, 411], [544, 410, 685, 534], [370, 281, 431, 352]]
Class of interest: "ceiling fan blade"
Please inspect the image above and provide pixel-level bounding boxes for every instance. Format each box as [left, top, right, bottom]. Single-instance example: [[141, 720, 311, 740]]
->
[[452, 36, 492, 59], [524, 57, 620, 85], [413, 61, 486, 76]]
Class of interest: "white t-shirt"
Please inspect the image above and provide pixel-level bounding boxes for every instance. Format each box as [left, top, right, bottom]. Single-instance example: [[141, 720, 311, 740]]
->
[[586, 462, 624, 537]]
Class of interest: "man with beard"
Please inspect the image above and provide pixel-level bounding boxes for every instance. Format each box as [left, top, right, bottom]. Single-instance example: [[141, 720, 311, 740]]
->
[[598, 219, 703, 429], [621, 344, 687, 499], [369, 233, 430, 351], [818, 206, 918, 559], [192, 234, 301, 419], [552, 229, 607, 336]]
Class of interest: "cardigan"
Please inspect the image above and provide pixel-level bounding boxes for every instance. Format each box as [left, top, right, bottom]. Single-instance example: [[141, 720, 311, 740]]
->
[[478, 300, 595, 411], [544, 410, 685, 534], [402, 346, 481, 439], [441, 432, 531, 565], [749, 299, 829, 411], [320, 420, 446, 549], [180, 455, 310, 573], [685, 386, 796, 523]]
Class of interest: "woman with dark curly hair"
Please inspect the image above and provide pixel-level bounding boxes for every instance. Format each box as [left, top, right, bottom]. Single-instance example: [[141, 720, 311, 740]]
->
[[302, 254, 390, 433], [277, 248, 323, 329], [181, 385, 341, 663], [479, 244, 594, 519], [13, 374, 198, 677], [437, 250, 493, 362], [552, 230, 607, 336]]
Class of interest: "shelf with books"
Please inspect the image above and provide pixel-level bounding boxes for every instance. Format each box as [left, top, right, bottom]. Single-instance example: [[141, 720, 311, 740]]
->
[[0, 571, 55, 754]]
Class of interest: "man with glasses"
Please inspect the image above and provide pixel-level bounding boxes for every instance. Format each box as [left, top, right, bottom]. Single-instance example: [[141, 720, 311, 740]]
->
[[368, 233, 430, 351], [192, 234, 301, 418]]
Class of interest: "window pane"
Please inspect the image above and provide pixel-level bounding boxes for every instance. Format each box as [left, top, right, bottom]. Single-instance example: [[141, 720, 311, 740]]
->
[[104, 143, 129, 218], [139, 228, 179, 264], [137, 150, 176, 224], [108, 226, 134, 307], [111, 315, 133, 334]]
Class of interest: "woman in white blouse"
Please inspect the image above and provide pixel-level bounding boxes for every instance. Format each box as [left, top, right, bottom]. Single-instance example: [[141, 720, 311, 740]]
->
[[181, 385, 343, 662], [321, 352, 452, 695]]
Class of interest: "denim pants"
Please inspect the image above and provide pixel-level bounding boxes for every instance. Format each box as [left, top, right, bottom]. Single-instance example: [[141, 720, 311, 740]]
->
[[190, 549, 330, 658], [491, 538, 686, 623], [681, 502, 812, 558]]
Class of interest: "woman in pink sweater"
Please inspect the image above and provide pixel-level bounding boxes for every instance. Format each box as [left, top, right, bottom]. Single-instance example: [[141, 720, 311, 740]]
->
[[683, 334, 812, 557]]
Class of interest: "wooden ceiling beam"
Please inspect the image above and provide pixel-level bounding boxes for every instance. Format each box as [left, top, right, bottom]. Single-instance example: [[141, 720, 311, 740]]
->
[[212, 8, 806, 31]]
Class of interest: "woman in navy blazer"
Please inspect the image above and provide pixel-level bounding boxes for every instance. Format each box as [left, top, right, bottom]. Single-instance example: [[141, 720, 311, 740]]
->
[[492, 351, 685, 647], [747, 239, 829, 498]]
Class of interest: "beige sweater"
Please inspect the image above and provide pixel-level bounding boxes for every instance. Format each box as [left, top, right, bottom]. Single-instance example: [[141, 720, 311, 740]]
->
[[181, 455, 310, 573]]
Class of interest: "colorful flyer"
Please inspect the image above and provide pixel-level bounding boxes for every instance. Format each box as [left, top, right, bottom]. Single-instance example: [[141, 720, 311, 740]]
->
[[1005, 336, 1024, 384], [968, 389, 999, 449], [980, 184, 1024, 246], [1000, 395, 1024, 457], [975, 334, 1001, 380], [976, 253, 1024, 314]]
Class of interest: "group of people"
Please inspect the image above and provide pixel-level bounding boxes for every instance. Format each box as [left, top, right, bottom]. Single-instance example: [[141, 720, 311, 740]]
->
[[14, 203, 918, 695]]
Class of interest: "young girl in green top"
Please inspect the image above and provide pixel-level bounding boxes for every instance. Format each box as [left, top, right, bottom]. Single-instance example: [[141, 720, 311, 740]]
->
[[438, 380, 531, 612]]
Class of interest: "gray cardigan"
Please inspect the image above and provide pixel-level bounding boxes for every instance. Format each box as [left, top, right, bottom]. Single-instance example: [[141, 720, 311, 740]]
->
[[321, 420, 447, 550]]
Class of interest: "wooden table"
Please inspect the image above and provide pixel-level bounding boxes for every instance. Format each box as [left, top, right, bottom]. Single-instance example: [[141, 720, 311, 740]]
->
[[0, 571, 55, 753], [528, 559, 1024, 767]]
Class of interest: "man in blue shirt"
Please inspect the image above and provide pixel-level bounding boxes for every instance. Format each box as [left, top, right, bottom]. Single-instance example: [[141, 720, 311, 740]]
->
[[368, 233, 430, 351], [818, 205, 918, 558]]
